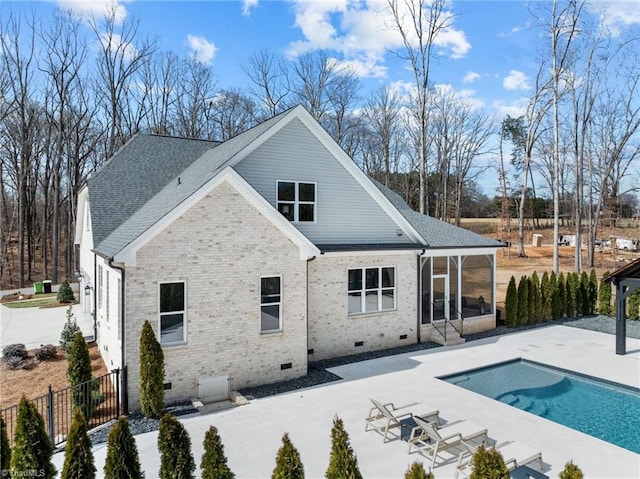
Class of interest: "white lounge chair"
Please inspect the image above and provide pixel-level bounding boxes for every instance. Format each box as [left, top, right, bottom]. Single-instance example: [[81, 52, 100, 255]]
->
[[408, 416, 489, 469], [365, 398, 440, 443], [454, 440, 544, 479]]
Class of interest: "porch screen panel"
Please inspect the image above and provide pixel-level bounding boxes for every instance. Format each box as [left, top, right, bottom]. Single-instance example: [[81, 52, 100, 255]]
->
[[461, 255, 493, 316]]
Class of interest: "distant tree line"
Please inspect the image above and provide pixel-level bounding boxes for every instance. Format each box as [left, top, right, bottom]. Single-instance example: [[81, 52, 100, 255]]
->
[[1, 1, 638, 288]]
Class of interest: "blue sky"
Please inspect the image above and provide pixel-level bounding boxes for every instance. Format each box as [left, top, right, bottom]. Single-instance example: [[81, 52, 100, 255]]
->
[[2, 0, 639, 195]]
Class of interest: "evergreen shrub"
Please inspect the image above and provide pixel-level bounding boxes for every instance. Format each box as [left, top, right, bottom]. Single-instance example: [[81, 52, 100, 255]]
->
[[57, 278, 75, 303], [139, 320, 165, 418], [104, 417, 143, 479], [158, 413, 195, 479], [61, 408, 96, 479], [469, 444, 509, 479], [505, 276, 518, 328], [325, 416, 362, 479], [201, 425, 235, 479], [272, 433, 304, 479], [10, 396, 56, 479], [60, 306, 81, 354]]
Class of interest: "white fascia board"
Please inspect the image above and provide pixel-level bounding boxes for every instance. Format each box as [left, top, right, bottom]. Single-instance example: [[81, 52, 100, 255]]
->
[[75, 186, 88, 244], [321, 249, 424, 258], [420, 247, 498, 257], [113, 167, 319, 266], [293, 110, 426, 245]]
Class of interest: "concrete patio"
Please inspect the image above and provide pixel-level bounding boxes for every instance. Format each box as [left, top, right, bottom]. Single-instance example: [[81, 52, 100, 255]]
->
[[52, 325, 640, 478]]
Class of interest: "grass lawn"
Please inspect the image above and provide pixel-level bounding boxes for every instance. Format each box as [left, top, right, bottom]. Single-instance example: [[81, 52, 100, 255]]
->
[[1, 293, 76, 309]]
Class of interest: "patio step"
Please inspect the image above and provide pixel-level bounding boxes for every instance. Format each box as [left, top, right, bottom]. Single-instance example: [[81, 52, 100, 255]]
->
[[433, 330, 466, 347]]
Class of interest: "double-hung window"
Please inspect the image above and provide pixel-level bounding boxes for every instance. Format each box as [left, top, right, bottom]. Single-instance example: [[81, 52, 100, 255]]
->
[[97, 265, 103, 310], [348, 267, 396, 314], [260, 276, 282, 333], [159, 282, 186, 345], [277, 181, 316, 222]]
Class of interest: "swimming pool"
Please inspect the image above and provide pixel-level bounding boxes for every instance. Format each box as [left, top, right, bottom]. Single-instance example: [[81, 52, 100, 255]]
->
[[440, 359, 640, 454]]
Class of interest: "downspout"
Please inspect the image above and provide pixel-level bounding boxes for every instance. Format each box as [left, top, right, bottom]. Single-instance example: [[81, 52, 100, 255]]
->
[[306, 255, 316, 367], [109, 258, 127, 413], [417, 250, 425, 344], [93, 254, 97, 341]]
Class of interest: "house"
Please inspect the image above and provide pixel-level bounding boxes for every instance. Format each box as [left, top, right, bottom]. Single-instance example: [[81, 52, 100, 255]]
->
[[75, 106, 502, 409]]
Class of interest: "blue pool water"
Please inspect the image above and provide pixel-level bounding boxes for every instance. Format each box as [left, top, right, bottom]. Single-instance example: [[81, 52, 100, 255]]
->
[[440, 359, 640, 453]]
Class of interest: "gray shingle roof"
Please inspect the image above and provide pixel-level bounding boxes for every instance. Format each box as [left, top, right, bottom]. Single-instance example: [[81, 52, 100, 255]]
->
[[94, 109, 294, 257], [88, 134, 219, 250], [373, 180, 503, 248]]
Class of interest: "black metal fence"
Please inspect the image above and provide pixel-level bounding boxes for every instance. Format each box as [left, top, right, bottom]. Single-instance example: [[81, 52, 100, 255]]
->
[[1, 368, 125, 447]]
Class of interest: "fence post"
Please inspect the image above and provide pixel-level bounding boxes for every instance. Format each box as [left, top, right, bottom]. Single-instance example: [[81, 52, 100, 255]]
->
[[47, 385, 55, 445], [122, 365, 129, 415], [115, 368, 121, 417]]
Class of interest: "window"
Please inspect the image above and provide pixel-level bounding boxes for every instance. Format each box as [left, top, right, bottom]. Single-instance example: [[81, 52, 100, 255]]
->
[[260, 276, 282, 333], [97, 265, 103, 309], [159, 282, 186, 345], [277, 181, 316, 222], [106, 271, 110, 321], [348, 267, 396, 314]]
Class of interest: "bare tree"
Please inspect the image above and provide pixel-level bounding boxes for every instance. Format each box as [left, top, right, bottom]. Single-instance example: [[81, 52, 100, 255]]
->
[[363, 86, 406, 187], [208, 89, 259, 141], [139, 51, 180, 135], [90, 4, 156, 157], [386, 0, 453, 215], [242, 50, 291, 118], [175, 57, 217, 139]]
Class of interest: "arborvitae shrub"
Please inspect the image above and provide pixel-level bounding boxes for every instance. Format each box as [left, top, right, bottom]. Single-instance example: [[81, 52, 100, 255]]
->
[[517, 276, 529, 326], [558, 272, 566, 317], [550, 272, 560, 319], [469, 444, 509, 479], [57, 278, 75, 303], [566, 272, 577, 317], [325, 416, 362, 479], [104, 417, 143, 479], [158, 413, 195, 479], [272, 433, 304, 479], [67, 332, 99, 419], [201, 425, 235, 479], [61, 408, 96, 479], [505, 276, 518, 328], [531, 271, 542, 323], [573, 272, 584, 316], [404, 461, 434, 479], [588, 269, 598, 315], [139, 320, 165, 418], [627, 290, 640, 320], [559, 461, 584, 479], [60, 306, 81, 354], [35, 344, 57, 361], [10, 396, 56, 479], [540, 271, 551, 321], [1, 412, 10, 471], [598, 272, 612, 316], [580, 271, 590, 315]]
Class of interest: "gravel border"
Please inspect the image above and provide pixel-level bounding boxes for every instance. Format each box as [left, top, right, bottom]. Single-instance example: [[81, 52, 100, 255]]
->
[[87, 315, 639, 445]]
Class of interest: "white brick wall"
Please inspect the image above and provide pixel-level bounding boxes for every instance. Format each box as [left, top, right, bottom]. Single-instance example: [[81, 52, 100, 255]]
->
[[123, 181, 308, 409], [307, 253, 418, 360]]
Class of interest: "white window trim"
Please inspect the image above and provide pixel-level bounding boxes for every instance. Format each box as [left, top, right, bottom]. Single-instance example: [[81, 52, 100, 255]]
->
[[158, 280, 187, 346], [348, 266, 397, 315], [106, 270, 110, 321], [276, 180, 317, 223], [97, 265, 103, 310], [260, 275, 283, 334]]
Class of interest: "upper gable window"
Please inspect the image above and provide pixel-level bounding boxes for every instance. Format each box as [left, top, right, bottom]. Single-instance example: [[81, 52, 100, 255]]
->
[[277, 181, 316, 222]]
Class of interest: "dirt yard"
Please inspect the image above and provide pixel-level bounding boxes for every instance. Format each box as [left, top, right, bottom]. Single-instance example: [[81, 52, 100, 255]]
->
[[0, 342, 108, 410]]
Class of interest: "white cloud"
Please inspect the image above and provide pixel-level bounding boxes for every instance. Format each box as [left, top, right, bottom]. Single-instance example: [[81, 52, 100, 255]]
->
[[56, 0, 128, 24], [286, 0, 471, 78], [588, 1, 640, 36], [503, 70, 531, 91], [187, 34, 217, 65], [464, 71, 480, 84], [242, 0, 258, 17], [492, 99, 527, 120]]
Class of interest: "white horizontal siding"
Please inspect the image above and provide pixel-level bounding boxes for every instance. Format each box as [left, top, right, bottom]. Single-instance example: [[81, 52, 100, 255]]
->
[[235, 119, 405, 244]]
